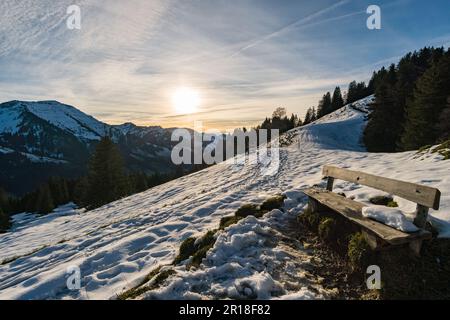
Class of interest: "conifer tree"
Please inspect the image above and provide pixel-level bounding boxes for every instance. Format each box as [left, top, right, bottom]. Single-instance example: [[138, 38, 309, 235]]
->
[[317, 92, 332, 118], [331, 87, 344, 112], [303, 107, 313, 125], [73, 177, 89, 207], [36, 185, 55, 214], [48, 177, 70, 206], [85, 136, 129, 209], [363, 64, 401, 151], [436, 97, 450, 141], [0, 206, 10, 232], [311, 107, 317, 122], [401, 51, 450, 150], [0, 188, 10, 214]]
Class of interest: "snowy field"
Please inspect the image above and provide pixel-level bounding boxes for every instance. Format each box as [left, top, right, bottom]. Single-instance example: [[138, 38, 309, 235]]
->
[[1, 96, 449, 299]]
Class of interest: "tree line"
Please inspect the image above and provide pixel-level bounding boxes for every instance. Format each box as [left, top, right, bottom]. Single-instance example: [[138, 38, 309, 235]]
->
[[0, 136, 198, 231], [364, 46, 450, 152], [303, 81, 373, 125]]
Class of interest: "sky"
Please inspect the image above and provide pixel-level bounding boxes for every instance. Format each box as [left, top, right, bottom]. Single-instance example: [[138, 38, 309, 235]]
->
[[0, 0, 449, 131]]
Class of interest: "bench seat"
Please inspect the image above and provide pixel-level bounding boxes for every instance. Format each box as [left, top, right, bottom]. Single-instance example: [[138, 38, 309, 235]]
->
[[303, 187, 432, 246]]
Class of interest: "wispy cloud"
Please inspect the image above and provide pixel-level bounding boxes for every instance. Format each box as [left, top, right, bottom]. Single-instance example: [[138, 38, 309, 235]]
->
[[0, 0, 449, 130], [230, 0, 350, 57]]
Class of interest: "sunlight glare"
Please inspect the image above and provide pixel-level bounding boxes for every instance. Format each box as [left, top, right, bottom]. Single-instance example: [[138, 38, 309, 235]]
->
[[171, 87, 200, 114]]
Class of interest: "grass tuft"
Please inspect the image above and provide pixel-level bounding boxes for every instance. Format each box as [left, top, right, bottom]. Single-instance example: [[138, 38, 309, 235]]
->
[[318, 217, 337, 242], [260, 194, 286, 212], [347, 233, 371, 270], [235, 204, 260, 218], [173, 237, 197, 265]]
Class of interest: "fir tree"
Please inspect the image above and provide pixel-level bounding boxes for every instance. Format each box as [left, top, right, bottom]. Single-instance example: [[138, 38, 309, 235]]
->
[[303, 107, 314, 125], [363, 87, 396, 151], [363, 64, 401, 152], [317, 92, 332, 118], [0, 206, 10, 233], [401, 51, 450, 150], [311, 107, 317, 122], [85, 136, 130, 209], [73, 177, 89, 207], [346, 81, 368, 104], [436, 97, 450, 141], [36, 185, 55, 214], [0, 188, 11, 214], [331, 87, 344, 112], [48, 177, 70, 206]]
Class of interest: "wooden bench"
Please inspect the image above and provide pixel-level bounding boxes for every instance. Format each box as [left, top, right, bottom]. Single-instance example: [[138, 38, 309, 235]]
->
[[303, 165, 441, 255]]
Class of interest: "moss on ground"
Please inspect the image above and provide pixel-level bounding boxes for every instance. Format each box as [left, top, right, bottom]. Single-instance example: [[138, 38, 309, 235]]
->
[[369, 196, 393, 206], [297, 204, 450, 299], [387, 201, 398, 207], [260, 195, 286, 212], [120, 193, 287, 299], [297, 206, 321, 232], [430, 140, 450, 160], [417, 145, 432, 153], [439, 149, 450, 160], [431, 140, 450, 153], [318, 217, 336, 242], [173, 237, 197, 265], [117, 266, 165, 300], [235, 204, 260, 218], [369, 196, 398, 208], [347, 233, 371, 270], [219, 215, 243, 229]]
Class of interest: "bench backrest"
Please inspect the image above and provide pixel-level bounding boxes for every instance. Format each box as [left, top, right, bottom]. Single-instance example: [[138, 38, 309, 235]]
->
[[323, 165, 441, 210]]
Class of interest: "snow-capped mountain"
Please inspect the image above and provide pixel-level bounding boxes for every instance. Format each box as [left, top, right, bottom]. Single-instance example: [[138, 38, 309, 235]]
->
[[0, 96, 448, 299], [0, 100, 180, 195]]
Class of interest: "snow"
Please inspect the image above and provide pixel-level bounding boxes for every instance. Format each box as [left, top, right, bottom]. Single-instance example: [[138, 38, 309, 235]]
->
[[141, 207, 330, 300], [0, 103, 23, 135], [0, 146, 14, 154], [0, 95, 449, 299], [24, 101, 107, 141], [20, 152, 68, 164], [362, 206, 419, 233]]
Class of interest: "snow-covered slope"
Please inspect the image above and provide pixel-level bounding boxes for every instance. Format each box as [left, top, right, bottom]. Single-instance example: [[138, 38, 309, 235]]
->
[[0, 100, 181, 195], [0, 100, 106, 140], [1, 96, 449, 300]]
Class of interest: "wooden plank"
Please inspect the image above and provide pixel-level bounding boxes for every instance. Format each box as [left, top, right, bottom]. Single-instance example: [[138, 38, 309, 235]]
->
[[413, 204, 429, 228], [326, 177, 335, 191], [303, 188, 432, 245], [322, 165, 441, 210]]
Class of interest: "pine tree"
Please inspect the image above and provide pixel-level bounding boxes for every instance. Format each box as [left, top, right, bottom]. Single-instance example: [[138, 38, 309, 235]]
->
[[331, 87, 344, 112], [436, 97, 450, 141], [73, 177, 89, 207], [0, 206, 10, 233], [303, 107, 313, 125], [85, 136, 130, 209], [347, 81, 369, 104], [48, 177, 70, 206], [0, 188, 11, 214], [311, 107, 317, 122], [401, 51, 450, 150], [132, 173, 149, 193], [363, 64, 402, 152], [36, 185, 55, 214], [363, 83, 398, 151], [317, 92, 332, 118]]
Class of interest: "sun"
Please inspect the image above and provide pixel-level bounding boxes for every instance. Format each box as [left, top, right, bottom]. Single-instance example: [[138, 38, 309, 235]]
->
[[171, 87, 200, 114]]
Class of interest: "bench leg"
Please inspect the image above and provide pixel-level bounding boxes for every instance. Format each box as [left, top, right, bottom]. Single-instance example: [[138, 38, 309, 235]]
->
[[308, 197, 326, 213], [409, 240, 423, 257], [362, 231, 380, 250]]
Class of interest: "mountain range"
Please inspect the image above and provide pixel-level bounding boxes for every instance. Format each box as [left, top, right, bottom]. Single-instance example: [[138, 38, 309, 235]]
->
[[0, 100, 185, 195]]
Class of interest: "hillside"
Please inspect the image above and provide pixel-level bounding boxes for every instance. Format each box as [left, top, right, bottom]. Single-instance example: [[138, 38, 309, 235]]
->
[[0, 96, 449, 299], [0, 101, 182, 194]]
